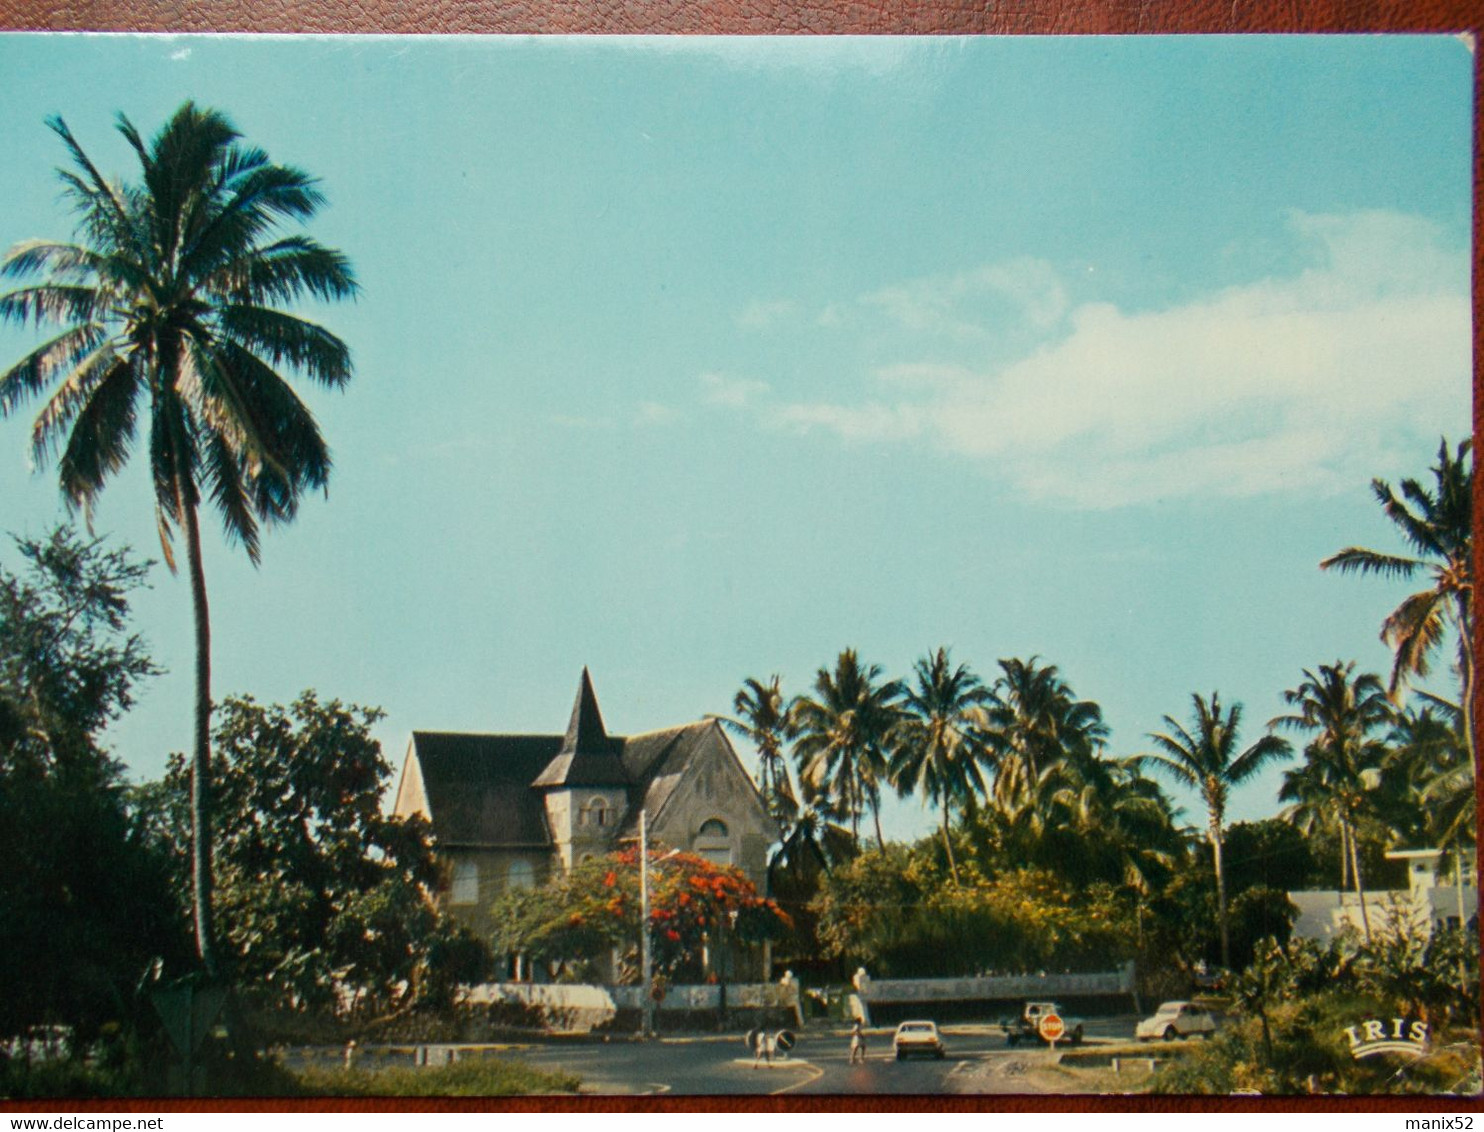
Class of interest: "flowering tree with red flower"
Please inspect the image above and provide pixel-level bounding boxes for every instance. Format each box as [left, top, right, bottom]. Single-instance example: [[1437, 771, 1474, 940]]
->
[[490, 846, 790, 982]]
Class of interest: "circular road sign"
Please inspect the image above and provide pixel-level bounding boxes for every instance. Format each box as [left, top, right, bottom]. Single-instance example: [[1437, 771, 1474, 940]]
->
[[1039, 1012, 1066, 1043]]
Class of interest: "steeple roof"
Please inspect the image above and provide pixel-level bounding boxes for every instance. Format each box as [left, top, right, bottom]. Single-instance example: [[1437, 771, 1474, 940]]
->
[[531, 668, 629, 788]]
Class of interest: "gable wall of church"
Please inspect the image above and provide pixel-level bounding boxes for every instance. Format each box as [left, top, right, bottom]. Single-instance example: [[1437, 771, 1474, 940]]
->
[[651, 736, 774, 891]]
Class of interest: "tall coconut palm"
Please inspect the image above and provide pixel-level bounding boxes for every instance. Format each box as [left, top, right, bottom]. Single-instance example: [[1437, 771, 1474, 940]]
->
[[1270, 662, 1393, 939], [0, 105, 358, 975], [1278, 757, 1350, 890], [1385, 696, 1475, 852], [1138, 692, 1291, 969], [792, 648, 903, 851], [983, 656, 1108, 814], [712, 675, 799, 826], [1321, 438, 1473, 771], [888, 647, 992, 885]]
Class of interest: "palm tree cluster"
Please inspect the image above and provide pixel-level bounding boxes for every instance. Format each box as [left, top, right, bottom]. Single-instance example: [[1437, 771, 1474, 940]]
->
[[720, 648, 1185, 894], [724, 428, 1473, 977]]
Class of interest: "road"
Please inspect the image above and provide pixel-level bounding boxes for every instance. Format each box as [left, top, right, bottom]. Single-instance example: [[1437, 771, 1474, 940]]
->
[[504, 1016, 1143, 1096]]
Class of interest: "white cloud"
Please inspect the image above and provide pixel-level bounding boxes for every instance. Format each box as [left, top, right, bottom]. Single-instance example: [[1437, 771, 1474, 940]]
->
[[700, 372, 772, 409], [759, 211, 1470, 508], [861, 258, 1070, 339], [735, 299, 797, 330], [774, 400, 925, 444], [634, 401, 681, 427]]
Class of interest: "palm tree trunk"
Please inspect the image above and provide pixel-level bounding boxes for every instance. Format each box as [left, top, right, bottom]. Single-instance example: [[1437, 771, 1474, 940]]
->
[[1345, 819, 1371, 941], [181, 491, 219, 978], [941, 797, 959, 886], [1210, 818, 1230, 970], [872, 799, 885, 852], [1338, 824, 1350, 894]]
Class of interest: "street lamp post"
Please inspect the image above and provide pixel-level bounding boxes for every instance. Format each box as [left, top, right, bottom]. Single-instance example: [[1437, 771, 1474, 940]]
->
[[640, 808, 653, 1039]]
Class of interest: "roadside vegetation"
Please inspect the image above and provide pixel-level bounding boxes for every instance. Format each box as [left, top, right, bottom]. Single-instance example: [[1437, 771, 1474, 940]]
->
[[290, 1057, 580, 1097]]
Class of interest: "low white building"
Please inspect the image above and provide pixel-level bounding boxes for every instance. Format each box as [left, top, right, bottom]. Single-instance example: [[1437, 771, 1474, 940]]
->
[[1289, 848, 1477, 942]]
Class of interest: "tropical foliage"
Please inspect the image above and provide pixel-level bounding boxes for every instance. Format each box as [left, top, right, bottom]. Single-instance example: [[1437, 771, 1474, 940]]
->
[[140, 692, 488, 1016], [792, 649, 904, 849], [1321, 438, 1473, 768], [888, 647, 991, 885], [1273, 662, 1393, 938], [1138, 693, 1292, 969], [488, 848, 790, 984], [0, 527, 187, 1047], [0, 103, 359, 974], [812, 843, 1137, 978]]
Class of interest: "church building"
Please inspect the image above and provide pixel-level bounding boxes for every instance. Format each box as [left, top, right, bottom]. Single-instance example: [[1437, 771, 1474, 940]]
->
[[392, 669, 777, 943]]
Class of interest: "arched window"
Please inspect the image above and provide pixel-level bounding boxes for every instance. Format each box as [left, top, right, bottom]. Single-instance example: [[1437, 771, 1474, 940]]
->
[[450, 859, 479, 905], [695, 818, 732, 865], [581, 796, 611, 828], [507, 859, 535, 891]]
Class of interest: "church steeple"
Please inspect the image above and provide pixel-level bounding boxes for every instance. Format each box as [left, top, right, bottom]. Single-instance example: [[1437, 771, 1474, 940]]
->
[[532, 668, 629, 788], [561, 667, 610, 755]]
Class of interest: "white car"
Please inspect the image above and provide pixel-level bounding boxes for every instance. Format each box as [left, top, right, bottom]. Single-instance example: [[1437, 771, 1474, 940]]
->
[[893, 1020, 946, 1060], [1136, 1000, 1216, 1042]]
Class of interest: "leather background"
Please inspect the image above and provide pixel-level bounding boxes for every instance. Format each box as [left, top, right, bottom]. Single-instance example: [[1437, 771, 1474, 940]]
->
[[0, 0, 1481, 33]]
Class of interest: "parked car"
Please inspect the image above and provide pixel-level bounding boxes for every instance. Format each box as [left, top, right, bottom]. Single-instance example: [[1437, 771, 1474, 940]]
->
[[1001, 1001, 1085, 1046], [1192, 965, 1229, 993], [893, 1020, 946, 1060], [1136, 1000, 1217, 1042]]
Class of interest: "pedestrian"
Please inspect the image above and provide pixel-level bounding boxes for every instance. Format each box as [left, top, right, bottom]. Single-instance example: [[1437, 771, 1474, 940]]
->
[[752, 1029, 774, 1068], [849, 1018, 866, 1064]]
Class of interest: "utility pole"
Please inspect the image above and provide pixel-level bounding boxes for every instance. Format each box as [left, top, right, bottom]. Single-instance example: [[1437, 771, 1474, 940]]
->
[[640, 808, 653, 1039]]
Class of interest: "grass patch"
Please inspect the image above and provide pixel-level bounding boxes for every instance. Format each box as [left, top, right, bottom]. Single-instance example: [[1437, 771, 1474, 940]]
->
[[291, 1056, 581, 1097], [1042, 1059, 1156, 1095]]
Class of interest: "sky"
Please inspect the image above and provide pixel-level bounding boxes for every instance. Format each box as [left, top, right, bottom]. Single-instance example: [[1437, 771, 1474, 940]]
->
[[0, 34, 1473, 843]]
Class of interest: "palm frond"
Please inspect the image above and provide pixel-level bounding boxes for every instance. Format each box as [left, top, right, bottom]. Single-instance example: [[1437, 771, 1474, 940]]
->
[[0, 324, 108, 416], [213, 303, 353, 388], [200, 426, 262, 564], [1226, 733, 1292, 785], [1380, 588, 1449, 690], [0, 284, 106, 328], [54, 357, 141, 511], [1375, 478, 1448, 560], [46, 115, 131, 236], [1320, 546, 1422, 580], [29, 341, 125, 462], [1, 239, 104, 281]]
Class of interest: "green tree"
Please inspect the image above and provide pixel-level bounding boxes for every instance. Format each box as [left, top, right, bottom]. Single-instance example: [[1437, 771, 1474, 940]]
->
[[490, 848, 789, 983], [712, 675, 798, 826], [1320, 438, 1473, 774], [792, 648, 904, 850], [146, 692, 485, 1015], [0, 104, 359, 975], [1139, 692, 1291, 969], [983, 656, 1108, 814], [1040, 755, 1184, 899], [1382, 696, 1475, 855], [0, 526, 188, 1045], [1220, 818, 1318, 897], [1272, 662, 1394, 939], [889, 647, 992, 886]]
